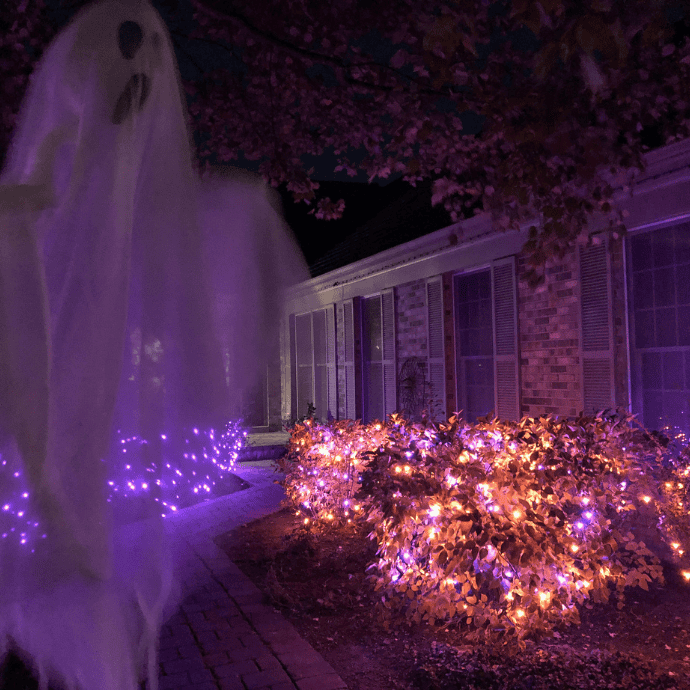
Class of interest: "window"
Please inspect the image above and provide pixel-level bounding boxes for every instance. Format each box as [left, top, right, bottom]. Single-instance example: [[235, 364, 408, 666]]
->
[[453, 258, 519, 423], [628, 223, 690, 433], [291, 308, 336, 421], [361, 291, 396, 423], [454, 270, 494, 422]]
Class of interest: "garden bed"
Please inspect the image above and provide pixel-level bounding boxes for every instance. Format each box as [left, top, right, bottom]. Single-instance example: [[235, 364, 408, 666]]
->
[[216, 506, 690, 690]]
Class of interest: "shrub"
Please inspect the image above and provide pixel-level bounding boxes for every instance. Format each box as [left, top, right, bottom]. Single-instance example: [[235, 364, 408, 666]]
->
[[281, 412, 690, 645]]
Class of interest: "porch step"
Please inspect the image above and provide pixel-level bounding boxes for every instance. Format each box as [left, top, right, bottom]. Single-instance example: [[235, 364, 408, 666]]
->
[[238, 431, 290, 463]]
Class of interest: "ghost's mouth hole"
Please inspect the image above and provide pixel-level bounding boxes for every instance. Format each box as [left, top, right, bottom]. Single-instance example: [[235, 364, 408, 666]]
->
[[111, 73, 151, 125]]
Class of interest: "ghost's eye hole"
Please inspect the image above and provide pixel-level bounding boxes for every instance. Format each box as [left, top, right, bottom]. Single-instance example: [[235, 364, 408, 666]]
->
[[118, 21, 144, 60], [112, 73, 151, 124]]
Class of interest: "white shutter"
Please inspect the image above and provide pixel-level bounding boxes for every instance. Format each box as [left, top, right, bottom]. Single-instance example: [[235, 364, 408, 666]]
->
[[336, 302, 346, 419], [343, 299, 357, 420], [579, 240, 614, 413], [382, 290, 397, 417], [325, 304, 337, 420], [289, 313, 297, 421], [492, 257, 520, 420], [295, 313, 313, 419], [426, 277, 445, 421]]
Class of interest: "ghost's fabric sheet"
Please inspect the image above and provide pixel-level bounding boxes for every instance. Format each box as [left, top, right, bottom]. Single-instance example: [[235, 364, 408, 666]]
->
[[0, 1, 226, 689], [199, 167, 311, 414]]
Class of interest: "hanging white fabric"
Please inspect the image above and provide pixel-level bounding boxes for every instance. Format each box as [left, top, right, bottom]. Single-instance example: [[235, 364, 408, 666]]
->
[[0, 1, 228, 688]]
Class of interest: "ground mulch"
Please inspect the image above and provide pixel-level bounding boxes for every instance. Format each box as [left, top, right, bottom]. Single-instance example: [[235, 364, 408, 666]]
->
[[216, 506, 690, 690]]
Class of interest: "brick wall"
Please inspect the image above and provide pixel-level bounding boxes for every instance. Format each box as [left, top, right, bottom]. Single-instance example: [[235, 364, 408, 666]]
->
[[517, 251, 582, 417], [396, 279, 428, 360]]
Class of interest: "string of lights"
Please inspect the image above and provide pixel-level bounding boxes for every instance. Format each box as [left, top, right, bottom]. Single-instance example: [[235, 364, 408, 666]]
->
[[281, 413, 690, 642], [0, 420, 246, 553]]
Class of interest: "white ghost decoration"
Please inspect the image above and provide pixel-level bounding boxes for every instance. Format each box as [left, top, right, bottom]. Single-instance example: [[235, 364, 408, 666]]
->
[[0, 0, 309, 688], [199, 166, 310, 414]]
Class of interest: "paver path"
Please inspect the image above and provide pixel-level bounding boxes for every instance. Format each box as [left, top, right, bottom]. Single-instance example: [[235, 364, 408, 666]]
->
[[161, 463, 347, 690]]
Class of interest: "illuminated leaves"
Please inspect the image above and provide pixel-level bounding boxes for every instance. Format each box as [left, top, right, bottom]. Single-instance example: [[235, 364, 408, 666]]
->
[[282, 411, 690, 646]]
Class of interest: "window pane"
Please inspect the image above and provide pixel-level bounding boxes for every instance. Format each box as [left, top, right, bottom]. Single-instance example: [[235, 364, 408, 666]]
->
[[295, 314, 312, 365], [478, 272, 491, 299], [643, 390, 664, 431], [365, 362, 384, 422], [656, 307, 677, 347], [663, 351, 683, 390], [363, 297, 383, 362], [633, 271, 653, 309], [467, 328, 479, 354], [653, 231, 674, 267], [675, 225, 690, 264], [679, 306, 690, 346], [631, 233, 652, 272], [297, 366, 313, 419], [466, 358, 494, 422], [479, 327, 493, 356], [641, 352, 661, 390], [479, 297, 492, 328], [456, 301, 469, 329], [468, 299, 480, 328], [634, 309, 654, 348], [677, 264, 690, 305], [654, 268, 676, 307], [313, 309, 327, 365], [663, 391, 690, 432]]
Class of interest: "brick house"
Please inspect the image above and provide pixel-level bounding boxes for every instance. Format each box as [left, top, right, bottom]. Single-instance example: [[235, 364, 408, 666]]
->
[[277, 139, 690, 435]]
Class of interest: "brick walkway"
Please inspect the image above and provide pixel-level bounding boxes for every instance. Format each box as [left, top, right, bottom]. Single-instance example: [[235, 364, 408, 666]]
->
[[161, 462, 347, 690]]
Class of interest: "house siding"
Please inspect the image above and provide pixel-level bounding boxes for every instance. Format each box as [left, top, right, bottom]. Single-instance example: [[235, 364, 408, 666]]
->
[[280, 139, 690, 433], [517, 251, 581, 417]]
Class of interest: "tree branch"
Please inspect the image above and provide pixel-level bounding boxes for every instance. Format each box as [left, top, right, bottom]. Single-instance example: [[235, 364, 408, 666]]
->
[[189, 0, 451, 98], [170, 32, 207, 77]]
